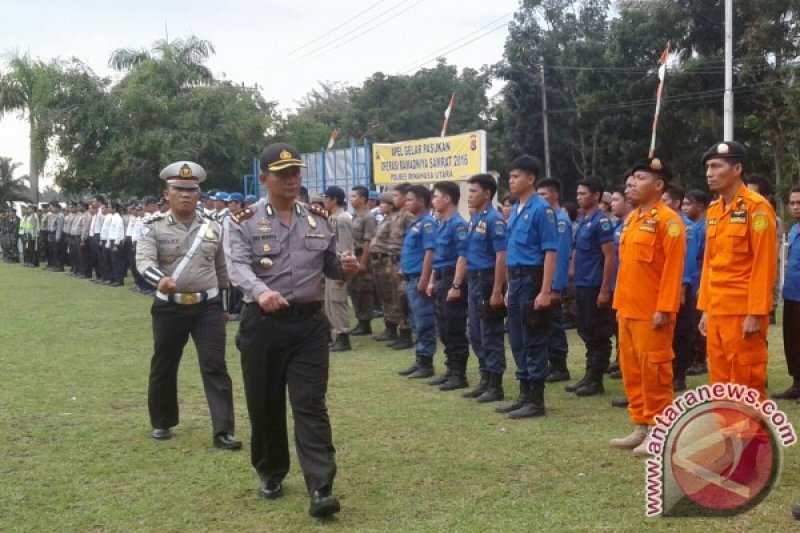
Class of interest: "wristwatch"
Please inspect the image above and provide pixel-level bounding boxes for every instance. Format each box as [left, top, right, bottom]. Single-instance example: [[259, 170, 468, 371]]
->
[[452, 283, 462, 290]]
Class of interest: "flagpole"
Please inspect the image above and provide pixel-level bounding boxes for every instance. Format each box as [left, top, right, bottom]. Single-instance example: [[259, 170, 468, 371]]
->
[[649, 45, 669, 159], [441, 93, 455, 137]]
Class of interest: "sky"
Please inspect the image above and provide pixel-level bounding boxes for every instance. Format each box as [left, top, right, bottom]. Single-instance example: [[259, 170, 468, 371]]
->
[[0, 0, 520, 186]]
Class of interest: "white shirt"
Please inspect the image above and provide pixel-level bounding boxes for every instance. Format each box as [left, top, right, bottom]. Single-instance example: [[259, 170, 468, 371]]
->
[[91, 211, 106, 235], [100, 212, 112, 241], [127, 215, 141, 240], [107, 213, 125, 245]]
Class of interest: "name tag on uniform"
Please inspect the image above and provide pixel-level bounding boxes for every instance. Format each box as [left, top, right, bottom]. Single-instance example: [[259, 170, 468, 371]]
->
[[640, 219, 657, 233], [730, 210, 747, 224], [708, 218, 718, 226], [306, 233, 326, 239], [639, 225, 656, 233]]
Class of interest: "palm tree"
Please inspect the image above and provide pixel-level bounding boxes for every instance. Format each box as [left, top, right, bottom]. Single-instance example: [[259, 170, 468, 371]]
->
[[0, 156, 30, 207], [109, 35, 216, 85]]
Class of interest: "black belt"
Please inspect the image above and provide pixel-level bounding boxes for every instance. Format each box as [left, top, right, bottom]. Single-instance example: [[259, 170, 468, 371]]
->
[[403, 273, 421, 281], [508, 266, 543, 279], [370, 252, 399, 261], [468, 268, 495, 280], [251, 301, 322, 318], [433, 268, 455, 280]]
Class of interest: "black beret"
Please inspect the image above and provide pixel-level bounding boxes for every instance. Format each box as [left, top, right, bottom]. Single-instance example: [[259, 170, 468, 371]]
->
[[630, 157, 672, 181], [702, 141, 747, 164]]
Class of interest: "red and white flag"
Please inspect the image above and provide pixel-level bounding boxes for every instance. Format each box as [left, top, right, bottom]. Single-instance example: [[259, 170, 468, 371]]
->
[[441, 93, 455, 137], [326, 128, 340, 151], [649, 45, 670, 158]]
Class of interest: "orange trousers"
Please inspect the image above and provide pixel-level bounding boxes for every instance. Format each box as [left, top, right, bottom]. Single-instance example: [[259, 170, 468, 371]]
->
[[706, 314, 768, 401], [618, 317, 675, 425]]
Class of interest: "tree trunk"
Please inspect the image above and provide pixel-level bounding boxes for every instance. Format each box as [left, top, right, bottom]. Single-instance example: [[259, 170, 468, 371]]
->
[[29, 116, 39, 205]]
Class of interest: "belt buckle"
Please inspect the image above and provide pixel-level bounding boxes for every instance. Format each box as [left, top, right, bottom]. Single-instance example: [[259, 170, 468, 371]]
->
[[182, 293, 199, 305]]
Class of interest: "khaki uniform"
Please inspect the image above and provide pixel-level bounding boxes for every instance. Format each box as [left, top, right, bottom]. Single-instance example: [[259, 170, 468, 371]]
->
[[371, 210, 413, 330], [325, 208, 354, 334], [348, 209, 377, 322]]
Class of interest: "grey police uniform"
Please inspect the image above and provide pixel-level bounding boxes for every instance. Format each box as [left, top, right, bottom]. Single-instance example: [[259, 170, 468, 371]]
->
[[325, 207, 354, 335], [224, 198, 345, 496]]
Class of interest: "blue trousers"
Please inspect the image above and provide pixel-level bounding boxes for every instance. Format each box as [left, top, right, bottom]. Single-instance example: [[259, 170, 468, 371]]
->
[[404, 275, 436, 359], [507, 268, 549, 384], [467, 270, 506, 375], [547, 302, 569, 368]]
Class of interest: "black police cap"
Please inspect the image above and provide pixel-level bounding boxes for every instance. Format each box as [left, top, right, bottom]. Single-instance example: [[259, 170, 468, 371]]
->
[[260, 143, 306, 173], [630, 157, 672, 182], [701, 141, 747, 165]]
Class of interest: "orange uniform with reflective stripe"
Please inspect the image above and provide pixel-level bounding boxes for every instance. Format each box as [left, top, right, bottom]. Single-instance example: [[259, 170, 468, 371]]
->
[[613, 200, 686, 425], [697, 184, 776, 399]]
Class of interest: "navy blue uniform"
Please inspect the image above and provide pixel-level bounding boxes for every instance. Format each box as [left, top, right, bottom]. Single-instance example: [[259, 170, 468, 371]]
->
[[673, 214, 699, 382], [400, 214, 437, 360], [505, 195, 558, 384], [464, 207, 507, 375], [547, 209, 571, 373], [783, 223, 800, 382]]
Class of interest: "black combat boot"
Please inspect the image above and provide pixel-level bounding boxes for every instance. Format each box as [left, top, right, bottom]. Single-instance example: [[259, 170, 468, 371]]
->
[[398, 358, 421, 376], [673, 372, 687, 392], [508, 382, 545, 419], [772, 379, 800, 400], [373, 322, 398, 342], [476, 373, 504, 403], [428, 367, 452, 386], [350, 319, 372, 336], [407, 357, 434, 379], [565, 369, 590, 393], [390, 328, 414, 350], [495, 380, 530, 413], [329, 333, 351, 353], [545, 362, 571, 383], [439, 362, 469, 391], [462, 371, 489, 398], [575, 369, 605, 397]]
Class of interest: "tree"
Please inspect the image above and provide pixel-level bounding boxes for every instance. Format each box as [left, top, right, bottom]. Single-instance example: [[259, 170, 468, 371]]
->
[[109, 35, 216, 86], [0, 157, 29, 206]]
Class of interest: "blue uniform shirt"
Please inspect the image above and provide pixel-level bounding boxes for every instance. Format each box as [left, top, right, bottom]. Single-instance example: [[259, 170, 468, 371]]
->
[[400, 213, 436, 275], [553, 209, 572, 292], [784, 223, 800, 301], [433, 212, 468, 270], [691, 217, 706, 294], [681, 213, 698, 286], [573, 209, 614, 287], [610, 218, 624, 292], [506, 194, 558, 267], [463, 206, 507, 271]]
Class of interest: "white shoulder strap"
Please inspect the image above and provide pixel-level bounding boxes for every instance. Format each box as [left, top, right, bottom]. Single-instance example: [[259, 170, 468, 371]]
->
[[172, 220, 211, 283]]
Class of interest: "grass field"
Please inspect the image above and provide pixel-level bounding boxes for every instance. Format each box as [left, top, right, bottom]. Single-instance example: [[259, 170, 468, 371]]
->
[[1, 261, 798, 532]]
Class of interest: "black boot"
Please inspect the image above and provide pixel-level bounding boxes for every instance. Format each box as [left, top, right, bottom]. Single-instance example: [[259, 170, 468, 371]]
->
[[575, 370, 605, 397], [440, 365, 469, 391], [373, 322, 398, 342], [390, 328, 414, 350], [673, 372, 687, 392], [329, 333, 351, 352], [428, 368, 452, 386], [565, 370, 590, 393], [476, 373, 504, 403], [508, 382, 545, 419], [407, 358, 434, 379], [545, 362, 571, 383], [495, 380, 530, 413], [462, 371, 489, 398], [350, 319, 372, 336], [611, 397, 629, 408], [398, 358, 420, 376], [772, 379, 800, 400]]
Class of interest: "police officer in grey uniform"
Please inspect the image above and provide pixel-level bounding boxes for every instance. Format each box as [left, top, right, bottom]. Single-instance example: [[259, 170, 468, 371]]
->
[[322, 186, 355, 352], [136, 161, 240, 450], [224, 143, 359, 518]]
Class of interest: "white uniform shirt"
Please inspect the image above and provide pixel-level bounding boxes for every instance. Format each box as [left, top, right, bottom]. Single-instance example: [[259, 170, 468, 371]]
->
[[107, 212, 125, 246], [100, 212, 112, 241]]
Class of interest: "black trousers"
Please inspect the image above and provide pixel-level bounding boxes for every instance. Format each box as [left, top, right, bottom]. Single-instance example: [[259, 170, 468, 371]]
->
[[50, 236, 65, 270], [78, 240, 91, 276], [237, 302, 336, 494], [149, 298, 235, 436], [434, 272, 469, 373], [102, 245, 113, 281], [575, 286, 614, 373], [673, 286, 697, 378], [24, 235, 39, 266], [110, 244, 126, 283], [784, 300, 800, 380], [89, 235, 102, 279]]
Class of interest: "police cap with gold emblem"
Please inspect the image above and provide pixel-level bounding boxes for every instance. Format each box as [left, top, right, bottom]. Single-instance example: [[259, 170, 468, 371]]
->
[[702, 141, 747, 165], [630, 157, 672, 182], [260, 143, 306, 173], [159, 161, 206, 189]]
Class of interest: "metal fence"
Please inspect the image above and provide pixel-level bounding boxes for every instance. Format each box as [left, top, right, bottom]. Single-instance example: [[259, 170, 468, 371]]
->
[[301, 138, 372, 197]]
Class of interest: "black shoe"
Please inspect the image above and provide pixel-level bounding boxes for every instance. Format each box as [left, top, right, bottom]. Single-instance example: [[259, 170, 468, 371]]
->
[[686, 363, 707, 376], [373, 324, 398, 342], [772, 382, 800, 400], [462, 371, 489, 398], [390, 330, 414, 350], [427, 373, 450, 386], [213, 433, 242, 450], [329, 333, 352, 352], [608, 369, 623, 380], [407, 361, 434, 379], [109, 281, 123, 287], [575, 376, 605, 397], [151, 428, 172, 440], [673, 377, 687, 392], [439, 374, 468, 391], [565, 372, 589, 393], [398, 359, 421, 376], [476, 373, 504, 403], [507, 403, 545, 419], [495, 380, 530, 413], [611, 397, 629, 408], [545, 368, 571, 383], [607, 361, 620, 374], [350, 320, 372, 336], [309, 489, 341, 518], [258, 481, 283, 500]]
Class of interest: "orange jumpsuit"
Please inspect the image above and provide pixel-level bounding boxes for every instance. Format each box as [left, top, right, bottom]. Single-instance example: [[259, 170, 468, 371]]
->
[[613, 200, 685, 425], [697, 184, 776, 400]]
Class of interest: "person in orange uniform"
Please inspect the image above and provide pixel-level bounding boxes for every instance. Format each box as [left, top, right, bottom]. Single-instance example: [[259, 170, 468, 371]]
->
[[697, 141, 777, 401], [610, 158, 686, 457]]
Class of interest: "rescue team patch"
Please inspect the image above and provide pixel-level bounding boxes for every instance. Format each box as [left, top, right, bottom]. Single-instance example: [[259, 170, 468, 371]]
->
[[494, 220, 506, 236], [752, 213, 769, 233], [667, 221, 681, 238]]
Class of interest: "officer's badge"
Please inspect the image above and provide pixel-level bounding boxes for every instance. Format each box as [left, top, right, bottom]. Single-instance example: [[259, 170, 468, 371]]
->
[[423, 222, 434, 234], [667, 221, 681, 238], [753, 213, 769, 233], [307, 215, 317, 229], [557, 220, 567, 233], [523, 213, 529, 221], [651, 158, 663, 170], [600, 219, 611, 232], [730, 210, 747, 224], [257, 217, 271, 233], [179, 164, 193, 178], [717, 143, 730, 154], [545, 208, 555, 223], [495, 220, 506, 236], [205, 227, 217, 240], [263, 244, 271, 253], [280, 150, 292, 160], [259, 258, 273, 269], [456, 226, 468, 240]]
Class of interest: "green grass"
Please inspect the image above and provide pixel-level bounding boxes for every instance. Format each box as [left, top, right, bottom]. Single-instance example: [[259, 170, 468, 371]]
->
[[0, 261, 798, 532]]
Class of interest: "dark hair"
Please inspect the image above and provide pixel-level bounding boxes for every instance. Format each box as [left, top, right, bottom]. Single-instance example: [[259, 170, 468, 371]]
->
[[746, 174, 773, 196], [408, 185, 431, 208], [508, 155, 542, 178], [433, 181, 460, 205], [94, 195, 106, 205], [613, 185, 626, 196], [394, 183, 411, 194], [501, 195, 516, 206], [468, 173, 498, 199], [685, 189, 709, 207], [536, 177, 563, 197], [577, 175, 604, 196], [790, 184, 800, 195], [563, 202, 579, 222], [298, 186, 310, 204], [352, 185, 369, 201], [665, 183, 686, 203]]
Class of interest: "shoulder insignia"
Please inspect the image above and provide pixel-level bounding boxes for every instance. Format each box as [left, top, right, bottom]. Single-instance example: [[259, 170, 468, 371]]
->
[[666, 220, 681, 238], [307, 202, 329, 219], [231, 207, 254, 225], [144, 213, 166, 224], [752, 212, 769, 233]]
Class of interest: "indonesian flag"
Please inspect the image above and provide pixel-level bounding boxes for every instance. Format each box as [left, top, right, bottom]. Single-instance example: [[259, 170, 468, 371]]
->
[[326, 128, 340, 151], [649, 44, 670, 158], [441, 93, 455, 137], [657, 45, 669, 81]]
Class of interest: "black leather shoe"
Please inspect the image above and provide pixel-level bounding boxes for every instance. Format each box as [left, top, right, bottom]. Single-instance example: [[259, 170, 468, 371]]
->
[[309, 489, 341, 518], [545, 369, 571, 382], [673, 377, 687, 392], [611, 397, 629, 408], [439, 375, 468, 391], [151, 428, 172, 440], [686, 363, 707, 376], [258, 481, 283, 500], [575, 379, 605, 397], [213, 433, 242, 450]]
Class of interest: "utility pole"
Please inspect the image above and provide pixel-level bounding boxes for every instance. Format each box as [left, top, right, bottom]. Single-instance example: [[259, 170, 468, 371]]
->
[[724, 0, 734, 141], [541, 59, 552, 177]]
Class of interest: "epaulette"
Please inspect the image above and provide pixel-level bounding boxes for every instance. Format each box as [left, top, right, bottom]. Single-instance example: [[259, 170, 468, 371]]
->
[[144, 213, 166, 224], [230, 207, 254, 225], [709, 198, 721, 207], [307, 202, 329, 219]]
